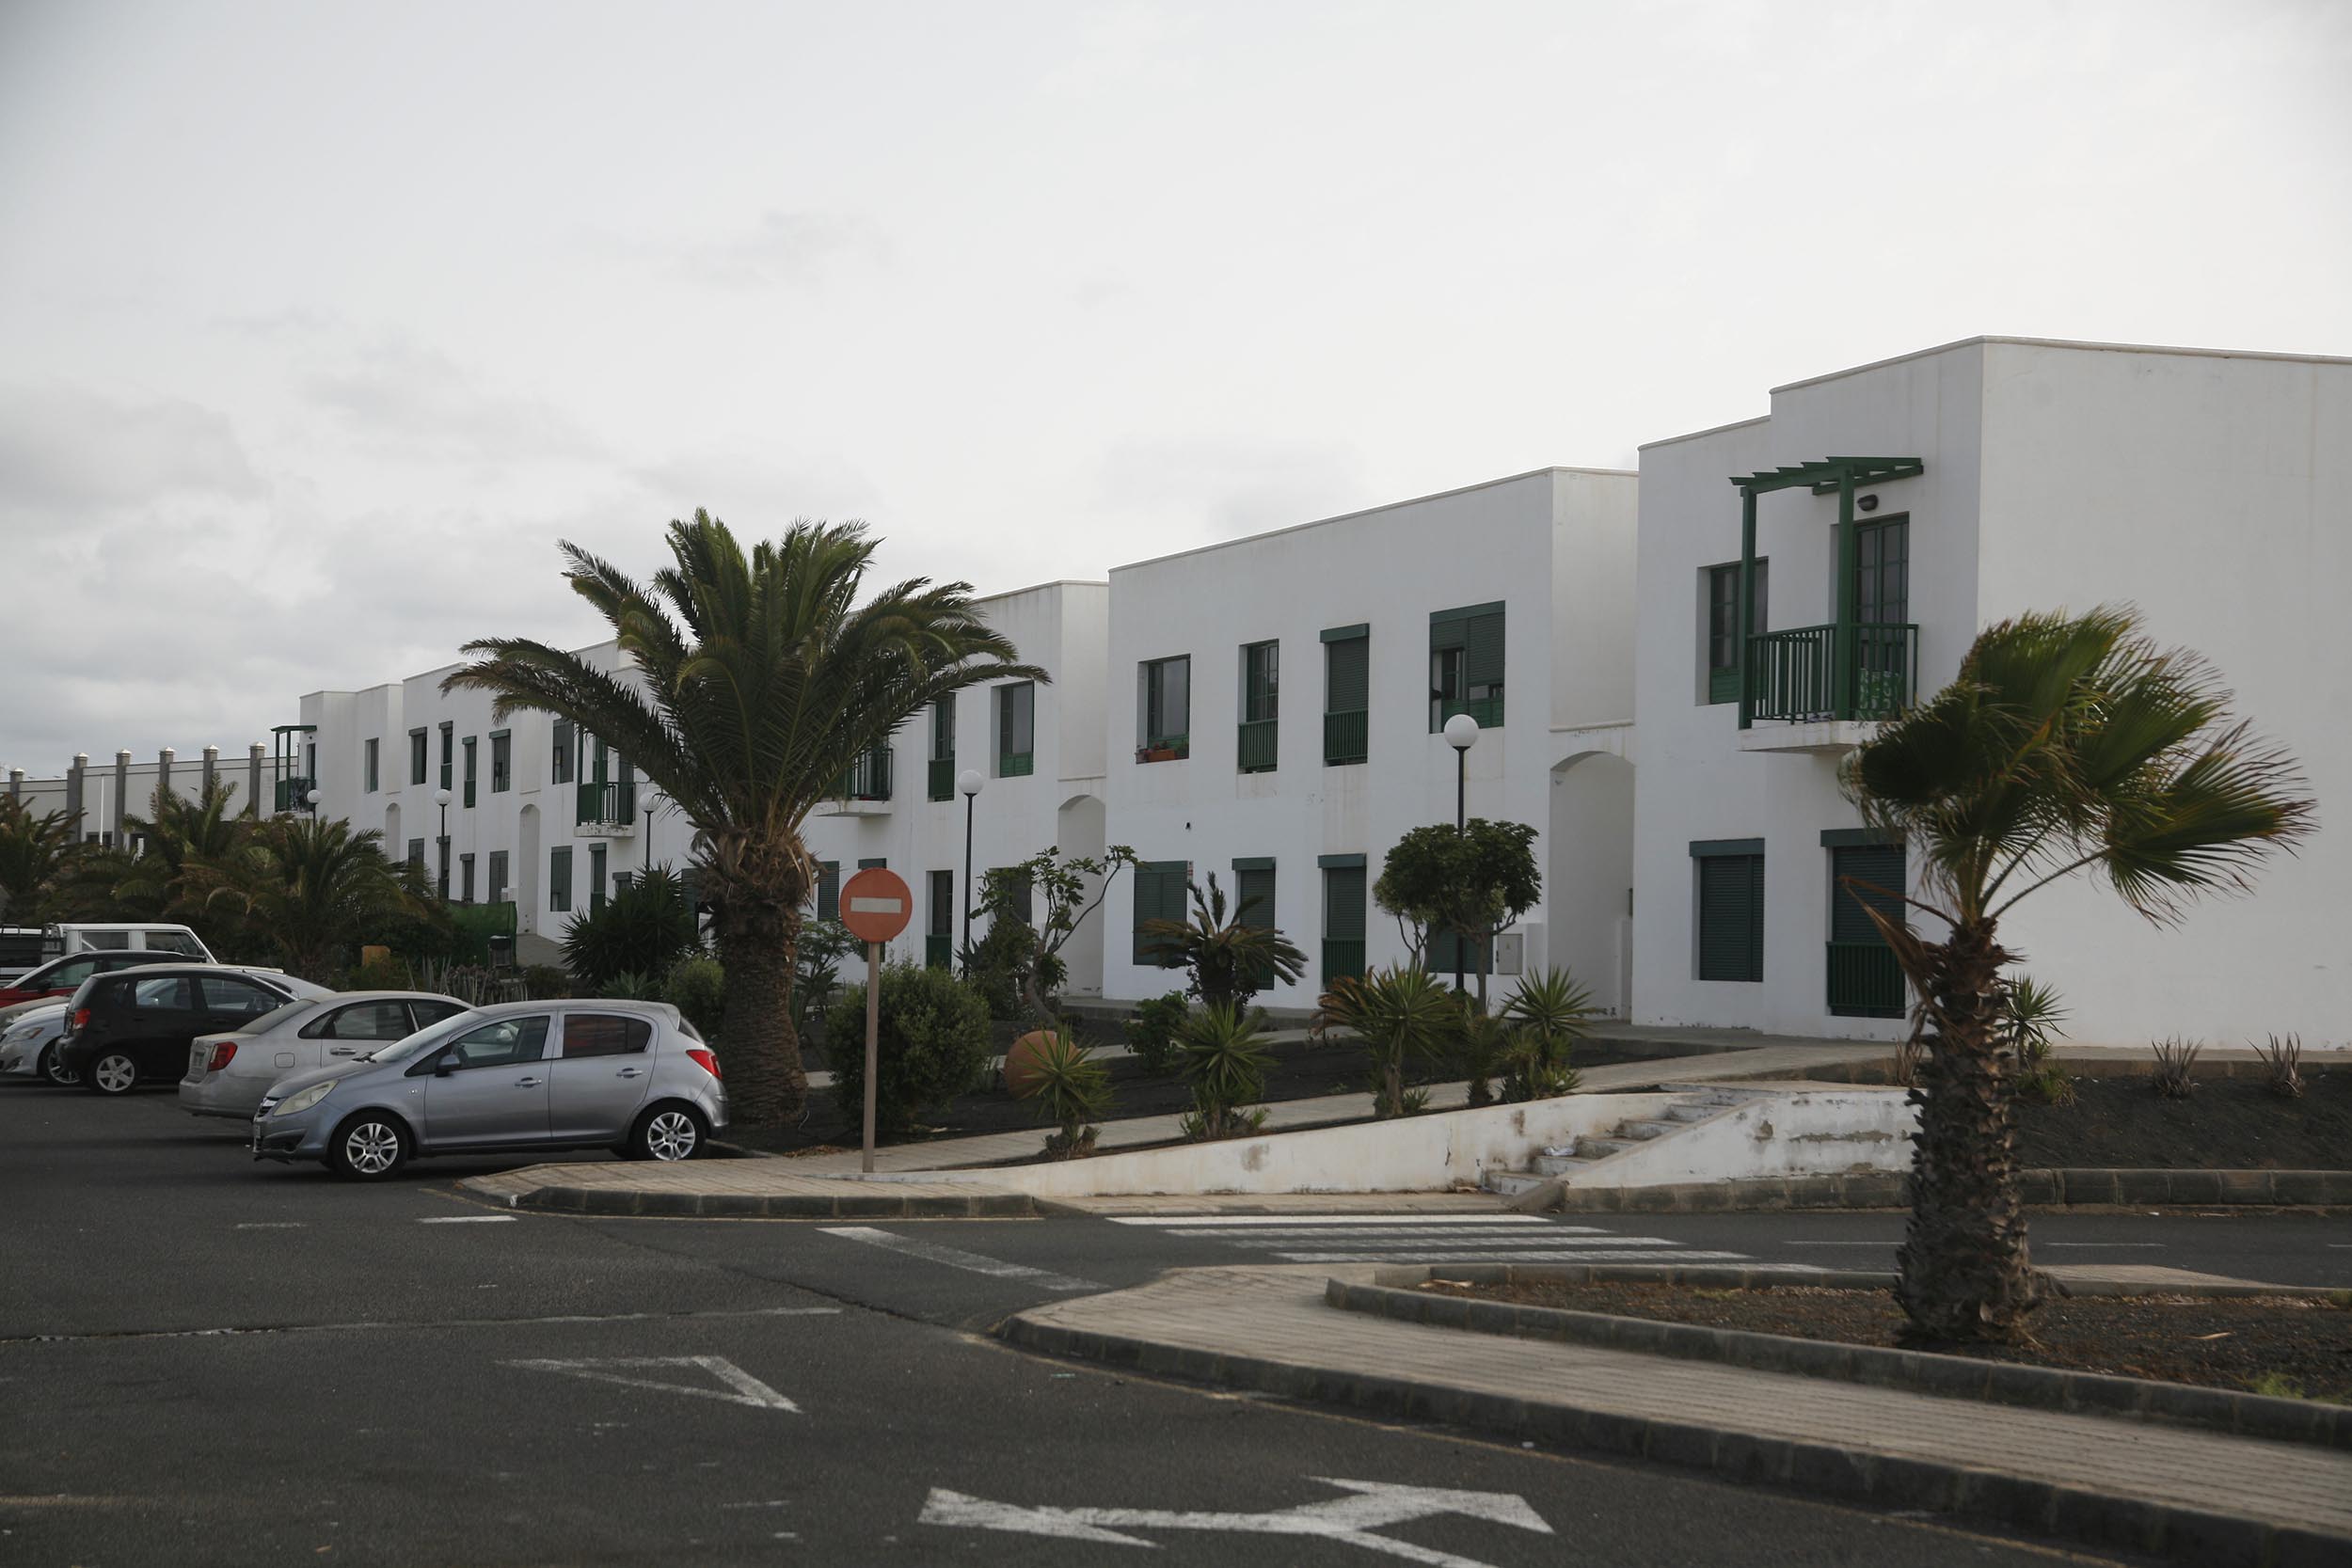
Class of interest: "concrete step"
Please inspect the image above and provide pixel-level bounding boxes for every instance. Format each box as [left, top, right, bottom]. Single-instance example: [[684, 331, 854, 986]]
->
[[1616, 1119, 1683, 1141], [1662, 1102, 1719, 1123], [1531, 1152, 1597, 1177], [1576, 1136, 1643, 1159], [1480, 1168, 1550, 1197]]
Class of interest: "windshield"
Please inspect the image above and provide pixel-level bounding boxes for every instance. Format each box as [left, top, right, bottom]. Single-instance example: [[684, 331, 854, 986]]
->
[[358, 1010, 484, 1065]]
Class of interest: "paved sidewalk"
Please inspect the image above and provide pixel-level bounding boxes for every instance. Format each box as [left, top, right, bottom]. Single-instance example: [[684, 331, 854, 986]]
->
[[1003, 1264, 2352, 1563]]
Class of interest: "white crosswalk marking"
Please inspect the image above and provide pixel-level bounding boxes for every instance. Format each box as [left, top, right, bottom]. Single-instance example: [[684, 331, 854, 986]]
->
[[1109, 1213, 1752, 1267]]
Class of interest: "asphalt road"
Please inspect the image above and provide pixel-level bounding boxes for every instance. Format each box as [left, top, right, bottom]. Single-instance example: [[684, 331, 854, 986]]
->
[[0, 1082, 2235, 1567]]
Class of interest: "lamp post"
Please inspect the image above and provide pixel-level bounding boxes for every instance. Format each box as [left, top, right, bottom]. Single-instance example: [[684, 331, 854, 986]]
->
[[643, 798, 655, 872], [1442, 713, 1480, 992], [304, 788, 321, 819], [957, 768, 984, 967], [434, 785, 453, 900]]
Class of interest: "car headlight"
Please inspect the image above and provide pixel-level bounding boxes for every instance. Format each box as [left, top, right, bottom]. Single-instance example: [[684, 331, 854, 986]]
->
[[270, 1081, 337, 1117]]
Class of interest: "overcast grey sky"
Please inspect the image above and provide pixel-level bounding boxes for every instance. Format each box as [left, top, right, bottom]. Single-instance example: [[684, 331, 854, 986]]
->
[[2, 0, 2346, 770]]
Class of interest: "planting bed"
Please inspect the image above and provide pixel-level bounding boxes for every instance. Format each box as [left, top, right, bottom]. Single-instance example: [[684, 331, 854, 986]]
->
[[2013, 1069, 2351, 1170], [1422, 1277, 2352, 1401]]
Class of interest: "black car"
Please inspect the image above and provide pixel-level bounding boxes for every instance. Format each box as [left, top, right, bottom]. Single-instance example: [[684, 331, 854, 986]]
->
[[60, 966, 337, 1096], [0, 948, 191, 1013]]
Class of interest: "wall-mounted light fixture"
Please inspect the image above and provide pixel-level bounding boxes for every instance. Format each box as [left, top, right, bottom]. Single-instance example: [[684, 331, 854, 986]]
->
[[1856, 493, 1882, 513]]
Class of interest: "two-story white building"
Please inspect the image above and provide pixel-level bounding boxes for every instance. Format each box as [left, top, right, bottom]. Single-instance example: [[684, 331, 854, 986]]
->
[[1630, 337, 2347, 1046]]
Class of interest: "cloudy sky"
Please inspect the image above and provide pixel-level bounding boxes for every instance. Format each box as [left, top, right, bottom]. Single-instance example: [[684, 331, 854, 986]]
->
[[2, 0, 2346, 770]]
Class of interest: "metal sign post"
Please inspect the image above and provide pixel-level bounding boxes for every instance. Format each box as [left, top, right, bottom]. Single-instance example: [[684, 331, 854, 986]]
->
[[836, 866, 914, 1176]]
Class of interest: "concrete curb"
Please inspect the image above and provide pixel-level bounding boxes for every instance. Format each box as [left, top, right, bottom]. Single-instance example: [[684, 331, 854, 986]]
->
[[1524, 1167, 2352, 1214], [504, 1184, 1041, 1219], [996, 1310, 2347, 1567], [1327, 1273, 2352, 1452]]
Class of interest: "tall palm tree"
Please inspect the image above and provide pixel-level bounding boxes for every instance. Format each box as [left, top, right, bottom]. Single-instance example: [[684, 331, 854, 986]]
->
[[0, 798, 82, 923], [443, 514, 1041, 1125], [191, 815, 424, 980], [1843, 606, 2312, 1343], [115, 777, 254, 939]]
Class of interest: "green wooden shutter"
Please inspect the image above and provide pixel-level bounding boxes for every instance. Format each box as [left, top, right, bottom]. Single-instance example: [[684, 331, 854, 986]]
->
[[1133, 861, 1188, 965], [1233, 866, 1275, 930], [1324, 865, 1365, 941], [1696, 853, 1765, 982], [817, 862, 840, 923], [1326, 635, 1368, 713], [1830, 845, 1904, 943], [1464, 610, 1505, 689]]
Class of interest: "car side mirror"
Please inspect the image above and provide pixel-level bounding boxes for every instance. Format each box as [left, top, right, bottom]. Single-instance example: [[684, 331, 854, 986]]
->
[[435, 1058, 458, 1077]]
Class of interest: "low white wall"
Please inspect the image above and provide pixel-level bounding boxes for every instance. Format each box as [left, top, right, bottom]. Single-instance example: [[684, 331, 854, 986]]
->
[[1564, 1088, 1916, 1188], [928, 1092, 1678, 1197]]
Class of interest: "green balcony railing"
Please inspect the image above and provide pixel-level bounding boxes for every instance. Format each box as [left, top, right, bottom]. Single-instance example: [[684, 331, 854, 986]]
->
[[273, 775, 315, 813], [834, 746, 893, 801], [1136, 733, 1189, 763], [1323, 709, 1367, 766], [928, 757, 955, 801], [1826, 941, 1906, 1019], [1236, 719, 1278, 773], [999, 751, 1034, 778], [1321, 939, 1366, 987], [924, 934, 953, 970], [1748, 623, 1917, 723], [577, 780, 638, 827], [1436, 693, 1504, 730]]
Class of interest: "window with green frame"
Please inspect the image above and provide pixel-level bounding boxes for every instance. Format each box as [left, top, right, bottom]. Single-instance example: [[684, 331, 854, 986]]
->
[[1238, 641, 1278, 772], [1692, 840, 1764, 982], [1137, 657, 1190, 761], [816, 861, 840, 922], [1855, 517, 1909, 625], [1703, 559, 1769, 705], [363, 737, 379, 793], [926, 869, 953, 968], [408, 729, 428, 786], [996, 682, 1034, 777], [929, 697, 957, 800], [489, 730, 511, 793], [1320, 857, 1367, 985], [1133, 860, 1188, 965], [437, 722, 453, 790], [1429, 602, 1503, 730], [461, 736, 478, 808], [548, 846, 572, 913], [1827, 836, 1906, 1018], [1323, 626, 1368, 765], [1232, 859, 1277, 990]]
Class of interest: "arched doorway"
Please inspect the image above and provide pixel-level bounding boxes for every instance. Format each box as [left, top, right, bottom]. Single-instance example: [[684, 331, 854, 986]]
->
[[1548, 751, 1635, 1019], [383, 802, 404, 870], [1056, 793, 1106, 998], [517, 805, 542, 935]]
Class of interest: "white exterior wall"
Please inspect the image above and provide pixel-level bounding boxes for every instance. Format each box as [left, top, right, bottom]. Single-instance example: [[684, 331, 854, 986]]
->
[[1632, 337, 2348, 1046], [1101, 469, 1639, 1011]]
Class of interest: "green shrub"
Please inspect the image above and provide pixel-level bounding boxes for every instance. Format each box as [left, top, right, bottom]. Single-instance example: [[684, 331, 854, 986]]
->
[[1124, 990, 1190, 1076], [345, 951, 409, 991], [664, 956, 725, 1038], [519, 964, 572, 1000], [962, 914, 1041, 1021], [1178, 1004, 1271, 1140], [1013, 1030, 1111, 1158], [823, 962, 992, 1135], [592, 970, 664, 1001], [1316, 965, 1454, 1118], [1499, 967, 1597, 1102], [562, 864, 701, 988], [795, 918, 858, 1041]]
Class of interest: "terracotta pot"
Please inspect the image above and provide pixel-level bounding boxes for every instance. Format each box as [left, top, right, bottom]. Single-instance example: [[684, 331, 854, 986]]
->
[[1003, 1030, 1063, 1099]]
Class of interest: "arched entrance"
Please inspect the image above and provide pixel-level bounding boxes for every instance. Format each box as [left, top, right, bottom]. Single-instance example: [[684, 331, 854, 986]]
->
[[1056, 793, 1106, 998], [517, 805, 542, 935], [1548, 751, 1635, 1019], [383, 802, 404, 869]]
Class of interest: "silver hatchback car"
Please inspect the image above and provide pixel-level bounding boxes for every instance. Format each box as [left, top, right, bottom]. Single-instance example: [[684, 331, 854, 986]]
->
[[180, 990, 471, 1120], [249, 999, 728, 1180]]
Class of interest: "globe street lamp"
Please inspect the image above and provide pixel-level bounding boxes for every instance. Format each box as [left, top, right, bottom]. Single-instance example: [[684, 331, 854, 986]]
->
[[305, 788, 321, 818], [433, 785, 453, 900], [957, 768, 985, 965], [1442, 712, 1481, 992]]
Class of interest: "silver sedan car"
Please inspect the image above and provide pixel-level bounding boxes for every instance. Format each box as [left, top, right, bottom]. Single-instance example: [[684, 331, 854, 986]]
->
[[0, 1002, 70, 1082], [250, 998, 728, 1180], [180, 990, 471, 1119]]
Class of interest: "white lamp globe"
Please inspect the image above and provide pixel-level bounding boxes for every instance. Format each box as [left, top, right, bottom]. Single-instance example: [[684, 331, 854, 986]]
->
[[957, 768, 984, 798], [433, 786, 452, 807], [305, 788, 322, 806], [1442, 712, 1481, 751]]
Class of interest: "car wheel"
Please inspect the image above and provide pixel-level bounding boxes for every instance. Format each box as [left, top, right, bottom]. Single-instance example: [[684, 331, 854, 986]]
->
[[39, 1044, 78, 1086], [628, 1103, 705, 1163], [85, 1052, 138, 1096], [329, 1115, 409, 1181]]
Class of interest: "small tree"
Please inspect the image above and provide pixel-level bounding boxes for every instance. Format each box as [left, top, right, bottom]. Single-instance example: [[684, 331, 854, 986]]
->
[[976, 846, 1138, 1034], [1499, 967, 1597, 1101], [1315, 964, 1455, 1118], [1141, 873, 1307, 1010], [561, 863, 702, 989], [1374, 819, 1540, 1005], [1178, 1003, 1273, 1139]]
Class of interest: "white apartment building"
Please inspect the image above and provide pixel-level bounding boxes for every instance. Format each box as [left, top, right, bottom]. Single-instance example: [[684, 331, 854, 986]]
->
[[1631, 337, 2348, 1046], [1097, 469, 1640, 1013]]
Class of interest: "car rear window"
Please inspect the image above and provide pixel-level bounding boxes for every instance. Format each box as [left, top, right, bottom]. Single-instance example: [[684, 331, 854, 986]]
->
[[561, 1013, 653, 1058], [143, 931, 207, 956]]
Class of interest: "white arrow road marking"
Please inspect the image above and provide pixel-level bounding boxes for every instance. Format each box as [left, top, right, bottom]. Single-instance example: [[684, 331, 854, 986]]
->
[[919, 1477, 1551, 1566], [818, 1226, 1101, 1291], [503, 1355, 800, 1411]]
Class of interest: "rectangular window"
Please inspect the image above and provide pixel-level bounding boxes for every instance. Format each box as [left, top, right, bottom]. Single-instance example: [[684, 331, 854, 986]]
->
[[549, 846, 572, 913], [996, 871, 1034, 928], [1132, 860, 1188, 965], [929, 698, 957, 800], [1692, 841, 1765, 983], [1429, 602, 1504, 731], [1828, 839, 1906, 1018], [926, 869, 953, 968], [409, 730, 428, 786], [1136, 656, 1191, 762], [817, 861, 840, 923], [363, 738, 379, 793], [588, 843, 608, 912], [489, 731, 511, 793], [551, 720, 575, 786], [460, 853, 476, 904], [487, 850, 509, 905], [437, 838, 451, 898], [461, 736, 478, 807], [1323, 626, 1369, 766], [1233, 860, 1277, 990], [1238, 641, 1278, 773], [406, 837, 425, 871], [1704, 560, 1770, 705], [1854, 517, 1909, 626], [438, 722, 453, 791], [996, 681, 1035, 777], [1321, 860, 1367, 986]]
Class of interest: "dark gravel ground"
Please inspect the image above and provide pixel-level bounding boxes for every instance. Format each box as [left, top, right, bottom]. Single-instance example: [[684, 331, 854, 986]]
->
[[2014, 1069, 2352, 1169], [1429, 1278, 2352, 1400]]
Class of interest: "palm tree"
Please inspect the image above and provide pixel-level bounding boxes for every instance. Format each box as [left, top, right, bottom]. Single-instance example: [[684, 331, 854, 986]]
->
[[443, 514, 1041, 1126], [0, 797, 83, 923], [1315, 964, 1456, 1118], [1844, 607, 2312, 1343], [190, 815, 425, 980], [114, 777, 254, 942], [1141, 874, 1308, 1010]]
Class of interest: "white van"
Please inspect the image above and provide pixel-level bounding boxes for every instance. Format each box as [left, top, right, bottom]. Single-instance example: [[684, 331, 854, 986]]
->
[[45, 924, 215, 962]]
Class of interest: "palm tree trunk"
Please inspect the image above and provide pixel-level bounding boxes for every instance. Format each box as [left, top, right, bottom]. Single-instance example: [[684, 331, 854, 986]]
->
[[1896, 918, 2037, 1342], [712, 904, 807, 1128]]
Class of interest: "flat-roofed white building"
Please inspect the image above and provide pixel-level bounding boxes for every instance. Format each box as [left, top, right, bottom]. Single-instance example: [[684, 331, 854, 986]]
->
[[1631, 337, 2349, 1046]]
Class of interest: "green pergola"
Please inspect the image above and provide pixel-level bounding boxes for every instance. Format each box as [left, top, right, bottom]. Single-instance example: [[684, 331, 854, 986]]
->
[[1725, 456, 1922, 728]]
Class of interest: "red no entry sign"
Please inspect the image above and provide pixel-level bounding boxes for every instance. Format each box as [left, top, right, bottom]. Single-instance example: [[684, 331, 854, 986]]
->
[[838, 867, 913, 944]]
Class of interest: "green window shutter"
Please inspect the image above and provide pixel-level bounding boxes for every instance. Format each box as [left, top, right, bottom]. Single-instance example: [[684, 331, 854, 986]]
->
[[1695, 852, 1765, 982], [1829, 845, 1904, 945], [1429, 617, 1467, 654], [817, 862, 840, 923], [1464, 610, 1504, 689], [1326, 634, 1368, 713], [1323, 865, 1365, 941], [1233, 866, 1275, 931], [1133, 861, 1188, 965]]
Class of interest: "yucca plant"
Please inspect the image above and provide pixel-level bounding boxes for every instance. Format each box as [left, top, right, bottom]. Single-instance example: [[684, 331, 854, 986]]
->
[[1316, 964, 1455, 1118], [1178, 1003, 1273, 1140], [1014, 1030, 1111, 1158], [1499, 967, 1597, 1101], [1449, 999, 1510, 1108], [2151, 1037, 2202, 1099], [443, 514, 1041, 1125], [1844, 606, 2312, 1343], [1141, 874, 1308, 1011], [2252, 1032, 2305, 1099], [2001, 976, 2074, 1106]]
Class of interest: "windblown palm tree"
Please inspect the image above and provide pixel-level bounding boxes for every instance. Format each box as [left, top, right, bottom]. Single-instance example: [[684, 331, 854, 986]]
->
[[1843, 606, 2312, 1343], [443, 514, 1042, 1125]]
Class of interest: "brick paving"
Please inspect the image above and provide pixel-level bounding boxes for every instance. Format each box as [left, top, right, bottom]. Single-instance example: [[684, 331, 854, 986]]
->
[[1009, 1264, 2352, 1541]]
